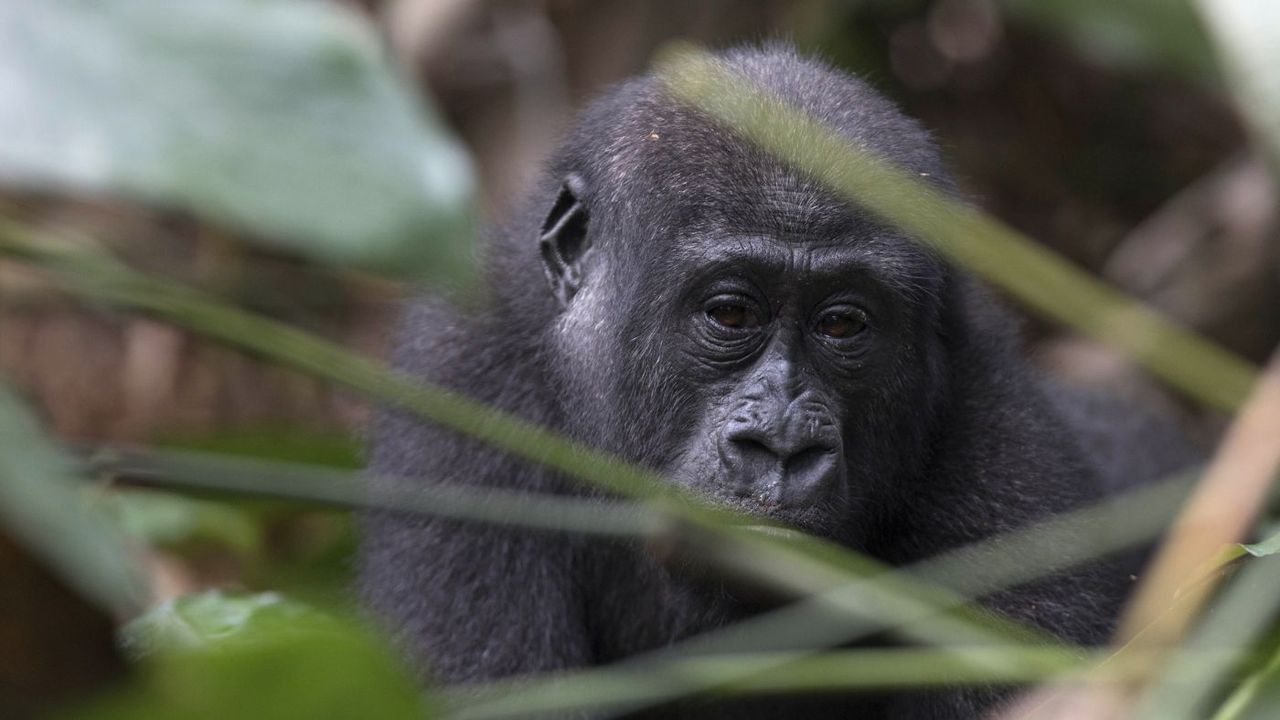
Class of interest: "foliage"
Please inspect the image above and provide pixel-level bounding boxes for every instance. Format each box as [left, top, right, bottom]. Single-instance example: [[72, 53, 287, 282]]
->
[[0, 383, 145, 615], [0, 0, 475, 283], [76, 591, 431, 720], [102, 490, 261, 559], [0, 1, 1277, 719]]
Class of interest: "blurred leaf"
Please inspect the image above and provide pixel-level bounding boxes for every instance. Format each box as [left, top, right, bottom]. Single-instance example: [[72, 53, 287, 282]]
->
[[1002, 0, 1217, 78], [1212, 640, 1280, 720], [100, 489, 261, 557], [83, 591, 431, 719], [1168, 521, 1280, 601], [1241, 529, 1280, 558], [0, 0, 475, 283], [446, 646, 1123, 720], [89, 445, 664, 537], [158, 428, 362, 469], [246, 512, 356, 609], [120, 590, 323, 655], [0, 381, 145, 614], [1134, 554, 1280, 720], [1196, 0, 1280, 164]]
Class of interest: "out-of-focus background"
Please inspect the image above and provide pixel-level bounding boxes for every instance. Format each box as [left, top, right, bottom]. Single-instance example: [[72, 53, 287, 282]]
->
[[1, 1, 1277, 717], [6, 1, 1276, 444]]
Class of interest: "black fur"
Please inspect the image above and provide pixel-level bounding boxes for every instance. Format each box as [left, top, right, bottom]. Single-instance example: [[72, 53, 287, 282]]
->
[[358, 47, 1197, 718]]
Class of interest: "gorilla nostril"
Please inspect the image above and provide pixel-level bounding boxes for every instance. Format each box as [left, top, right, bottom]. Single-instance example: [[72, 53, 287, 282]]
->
[[730, 436, 777, 462], [780, 444, 840, 508], [729, 434, 835, 472], [723, 430, 840, 507]]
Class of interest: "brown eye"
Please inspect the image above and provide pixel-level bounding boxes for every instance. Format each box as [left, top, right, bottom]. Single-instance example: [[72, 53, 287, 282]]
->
[[817, 311, 865, 339], [708, 304, 758, 329]]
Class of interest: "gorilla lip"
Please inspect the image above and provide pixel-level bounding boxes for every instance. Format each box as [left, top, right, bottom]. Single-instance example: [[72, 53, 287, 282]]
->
[[703, 485, 848, 537]]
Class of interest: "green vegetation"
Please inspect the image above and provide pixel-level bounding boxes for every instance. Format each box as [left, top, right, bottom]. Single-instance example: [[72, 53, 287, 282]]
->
[[0, 1, 1276, 719]]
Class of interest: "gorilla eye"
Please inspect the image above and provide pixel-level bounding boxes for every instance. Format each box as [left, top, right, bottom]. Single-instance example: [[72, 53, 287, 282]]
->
[[707, 304, 759, 329], [817, 310, 866, 339]]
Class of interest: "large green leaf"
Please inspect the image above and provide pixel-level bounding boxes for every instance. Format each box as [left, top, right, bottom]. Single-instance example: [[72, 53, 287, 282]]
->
[[0, 0, 475, 283], [81, 591, 431, 720], [0, 382, 145, 614]]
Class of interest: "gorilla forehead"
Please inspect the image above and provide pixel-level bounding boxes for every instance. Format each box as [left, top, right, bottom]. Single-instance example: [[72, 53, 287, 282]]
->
[[551, 48, 951, 304], [610, 122, 944, 310], [659, 231, 943, 309], [556, 46, 953, 204]]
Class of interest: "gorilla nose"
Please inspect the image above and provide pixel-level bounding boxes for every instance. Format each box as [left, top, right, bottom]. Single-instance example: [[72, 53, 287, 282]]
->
[[723, 428, 841, 506]]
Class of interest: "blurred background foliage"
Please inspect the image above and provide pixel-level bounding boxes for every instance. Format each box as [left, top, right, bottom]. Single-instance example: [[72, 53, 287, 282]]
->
[[0, 0, 1277, 718]]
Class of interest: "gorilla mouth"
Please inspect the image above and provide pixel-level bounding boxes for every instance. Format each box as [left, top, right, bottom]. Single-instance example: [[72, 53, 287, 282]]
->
[[707, 485, 847, 538], [669, 460, 849, 537], [715, 431, 845, 514]]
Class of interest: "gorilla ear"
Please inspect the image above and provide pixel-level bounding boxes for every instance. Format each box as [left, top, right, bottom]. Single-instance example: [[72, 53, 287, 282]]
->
[[539, 173, 590, 308]]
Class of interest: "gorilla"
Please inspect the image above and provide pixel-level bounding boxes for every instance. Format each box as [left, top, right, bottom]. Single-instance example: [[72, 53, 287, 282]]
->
[[359, 47, 1196, 718]]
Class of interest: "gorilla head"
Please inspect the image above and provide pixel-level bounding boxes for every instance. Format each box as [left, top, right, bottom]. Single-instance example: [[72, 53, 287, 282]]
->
[[534, 48, 954, 539]]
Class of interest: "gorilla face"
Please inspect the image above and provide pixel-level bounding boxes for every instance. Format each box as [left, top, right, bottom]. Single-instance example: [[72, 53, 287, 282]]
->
[[653, 229, 944, 537], [541, 133, 948, 539], [363, 50, 1167, 705]]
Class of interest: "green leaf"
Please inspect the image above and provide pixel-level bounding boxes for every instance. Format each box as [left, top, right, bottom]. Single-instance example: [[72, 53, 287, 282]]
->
[[120, 590, 324, 655], [83, 591, 431, 720], [1210, 638, 1280, 720], [100, 489, 262, 557], [1171, 530, 1280, 598], [1241, 529, 1280, 558], [0, 381, 145, 614], [157, 428, 362, 469], [0, 0, 475, 283]]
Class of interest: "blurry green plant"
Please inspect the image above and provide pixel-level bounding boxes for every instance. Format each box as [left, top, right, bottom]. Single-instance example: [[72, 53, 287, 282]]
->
[[0, 1, 1278, 719], [102, 490, 261, 560], [0, 383, 146, 615], [0, 0, 475, 283], [78, 591, 432, 720]]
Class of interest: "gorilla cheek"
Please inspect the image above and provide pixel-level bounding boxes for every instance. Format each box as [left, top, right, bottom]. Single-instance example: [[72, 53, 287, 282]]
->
[[550, 281, 623, 444], [664, 428, 724, 497]]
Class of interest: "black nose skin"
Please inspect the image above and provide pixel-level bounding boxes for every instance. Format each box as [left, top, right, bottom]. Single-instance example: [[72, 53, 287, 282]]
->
[[721, 422, 841, 508]]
